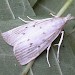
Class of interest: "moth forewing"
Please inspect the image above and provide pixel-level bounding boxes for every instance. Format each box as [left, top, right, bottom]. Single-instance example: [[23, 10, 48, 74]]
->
[[13, 29, 61, 65], [1, 14, 74, 66], [1, 18, 53, 46]]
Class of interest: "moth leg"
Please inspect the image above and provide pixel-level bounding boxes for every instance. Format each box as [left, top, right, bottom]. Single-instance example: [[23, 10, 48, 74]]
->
[[18, 17, 30, 23], [50, 13, 58, 17], [55, 31, 64, 62], [27, 16, 35, 21], [50, 13, 56, 17], [46, 45, 51, 67]]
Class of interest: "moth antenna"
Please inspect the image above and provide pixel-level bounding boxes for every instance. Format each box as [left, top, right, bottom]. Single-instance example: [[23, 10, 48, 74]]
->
[[18, 17, 30, 23]]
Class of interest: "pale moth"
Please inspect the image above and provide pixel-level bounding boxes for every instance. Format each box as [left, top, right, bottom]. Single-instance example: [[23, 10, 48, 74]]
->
[[1, 14, 74, 67]]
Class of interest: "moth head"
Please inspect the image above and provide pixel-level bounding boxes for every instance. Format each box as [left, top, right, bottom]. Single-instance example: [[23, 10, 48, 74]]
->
[[64, 14, 75, 21]]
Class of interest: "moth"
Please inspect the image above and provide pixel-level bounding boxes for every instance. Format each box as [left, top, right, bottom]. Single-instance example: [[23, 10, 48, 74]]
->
[[1, 14, 74, 67]]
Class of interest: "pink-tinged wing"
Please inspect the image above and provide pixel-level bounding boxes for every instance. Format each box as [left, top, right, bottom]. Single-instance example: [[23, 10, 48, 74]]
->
[[1, 18, 52, 46], [13, 38, 51, 65], [1, 24, 30, 46], [1, 17, 65, 65], [13, 29, 61, 65]]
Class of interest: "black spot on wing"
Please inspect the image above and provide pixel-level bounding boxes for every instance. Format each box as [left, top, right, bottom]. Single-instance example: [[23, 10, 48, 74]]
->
[[25, 27, 28, 28], [22, 33, 25, 35], [27, 39, 30, 41], [33, 25, 35, 27]]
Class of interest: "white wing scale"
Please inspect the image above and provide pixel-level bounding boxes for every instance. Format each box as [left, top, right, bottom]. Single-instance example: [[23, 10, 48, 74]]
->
[[1, 17, 67, 65], [13, 29, 61, 65], [1, 18, 53, 46]]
